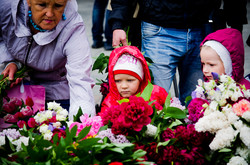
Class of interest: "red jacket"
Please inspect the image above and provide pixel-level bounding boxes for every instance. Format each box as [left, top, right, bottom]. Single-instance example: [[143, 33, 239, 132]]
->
[[101, 46, 168, 113], [200, 28, 250, 89]]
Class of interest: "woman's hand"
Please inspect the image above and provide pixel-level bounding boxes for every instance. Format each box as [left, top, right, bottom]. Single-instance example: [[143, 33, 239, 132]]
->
[[1, 63, 22, 87]]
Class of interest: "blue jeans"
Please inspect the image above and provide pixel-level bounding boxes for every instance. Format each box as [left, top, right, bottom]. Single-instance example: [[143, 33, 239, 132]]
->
[[141, 21, 204, 105], [91, 0, 112, 44]]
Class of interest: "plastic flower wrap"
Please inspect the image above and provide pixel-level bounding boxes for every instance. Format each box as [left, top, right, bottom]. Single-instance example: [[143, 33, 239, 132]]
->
[[191, 74, 250, 164]]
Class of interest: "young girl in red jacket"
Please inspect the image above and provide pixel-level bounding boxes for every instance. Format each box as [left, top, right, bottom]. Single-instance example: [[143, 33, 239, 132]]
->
[[100, 46, 168, 113]]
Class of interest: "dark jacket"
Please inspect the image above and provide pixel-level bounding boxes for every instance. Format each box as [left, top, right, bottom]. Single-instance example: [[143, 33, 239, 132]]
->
[[109, 0, 247, 30]]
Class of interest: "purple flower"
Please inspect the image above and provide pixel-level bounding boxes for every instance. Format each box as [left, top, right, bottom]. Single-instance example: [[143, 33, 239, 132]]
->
[[211, 72, 219, 80]]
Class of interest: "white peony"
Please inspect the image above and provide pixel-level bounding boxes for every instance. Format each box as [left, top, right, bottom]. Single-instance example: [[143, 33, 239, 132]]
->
[[209, 126, 237, 150], [47, 101, 63, 111], [236, 146, 250, 160], [195, 111, 230, 133], [43, 131, 53, 141], [39, 124, 49, 134], [239, 125, 250, 148], [227, 156, 248, 165], [145, 124, 157, 137], [242, 111, 250, 122]]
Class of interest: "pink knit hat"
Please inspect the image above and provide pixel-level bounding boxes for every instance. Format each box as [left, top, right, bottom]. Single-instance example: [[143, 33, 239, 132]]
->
[[113, 53, 144, 81]]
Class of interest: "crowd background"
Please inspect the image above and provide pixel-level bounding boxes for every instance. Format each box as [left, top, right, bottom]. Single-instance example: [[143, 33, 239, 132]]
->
[[0, 0, 248, 106], [76, 0, 250, 106]]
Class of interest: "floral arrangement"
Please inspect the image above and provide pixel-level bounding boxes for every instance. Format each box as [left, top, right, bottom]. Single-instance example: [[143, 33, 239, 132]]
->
[[190, 73, 250, 165], [100, 82, 212, 165], [0, 99, 148, 164]]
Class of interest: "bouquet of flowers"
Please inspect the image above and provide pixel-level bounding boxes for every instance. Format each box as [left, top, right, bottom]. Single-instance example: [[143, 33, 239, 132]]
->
[[190, 73, 250, 165], [100, 82, 212, 165], [0, 99, 149, 164]]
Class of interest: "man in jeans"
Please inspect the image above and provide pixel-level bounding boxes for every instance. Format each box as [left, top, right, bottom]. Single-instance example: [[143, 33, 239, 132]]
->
[[91, 0, 113, 50], [109, 0, 247, 105]]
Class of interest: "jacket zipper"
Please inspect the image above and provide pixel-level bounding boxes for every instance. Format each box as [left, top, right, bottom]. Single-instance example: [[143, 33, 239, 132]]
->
[[25, 37, 34, 65]]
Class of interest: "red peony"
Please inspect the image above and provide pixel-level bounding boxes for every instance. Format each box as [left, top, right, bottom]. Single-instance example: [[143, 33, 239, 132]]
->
[[52, 128, 66, 139], [188, 98, 209, 123], [14, 112, 25, 119], [161, 128, 175, 141], [3, 102, 16, 114], [17, 120, 27, 128], [119, 96, 153, 131], [25, 96, 34, 108], [100, 105, 121, 125], [100, 82, 109, 97], [9, 97, 22, 107], [28, 117, 37, 128], [108, 162, 123, 165], [4, 114, 18, 123]]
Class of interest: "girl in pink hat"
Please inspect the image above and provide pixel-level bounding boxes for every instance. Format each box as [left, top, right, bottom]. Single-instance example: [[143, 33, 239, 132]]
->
[[100, 46, 168, 113], [200, 28, 250, 89]]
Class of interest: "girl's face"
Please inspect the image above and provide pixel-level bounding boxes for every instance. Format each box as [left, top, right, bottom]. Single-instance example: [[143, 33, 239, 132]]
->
[[27, 0, 67, 31], [114, 74, 140, 98], [200, 46, 225, 80]]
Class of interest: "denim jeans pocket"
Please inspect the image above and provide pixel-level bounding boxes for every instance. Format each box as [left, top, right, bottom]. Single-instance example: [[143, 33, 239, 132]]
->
[[141, 21, 161, 38]]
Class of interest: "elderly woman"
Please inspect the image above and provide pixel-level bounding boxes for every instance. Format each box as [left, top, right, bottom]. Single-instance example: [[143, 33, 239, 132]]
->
[[0, 0, 96, 120]]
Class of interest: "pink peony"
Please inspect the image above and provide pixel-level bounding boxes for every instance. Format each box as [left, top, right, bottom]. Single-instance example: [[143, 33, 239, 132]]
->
[[232, 99, 250, 116], [188, 98, 209, 123], [21, 106, 33, 117], [17, 120, 27, 128], [70, 114, 104, 138], [119, 96, 153, 132], [4, 114, 18, 123]]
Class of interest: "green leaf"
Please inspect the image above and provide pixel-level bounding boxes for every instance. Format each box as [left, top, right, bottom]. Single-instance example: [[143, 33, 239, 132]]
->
[[164, 92, 171, 109], [98, 125, 108, 133], [168, 119, 183, 129], [185, 96, 192, 106], [157, 140, 171, 147], [92, 53, 110, 74], [140, 81, 153, 101], [113, 143, 134, 149], [106, 147, 124, 154], [69, 125, 78, 137], [218, 148, 232, 152], [164, 107, 187, 119], [118, 98, 129, 104], [77, 126, 91, 141], [132, 149, 146, 159], [0, 74, 3, 80], [73, 107, 83, 122]]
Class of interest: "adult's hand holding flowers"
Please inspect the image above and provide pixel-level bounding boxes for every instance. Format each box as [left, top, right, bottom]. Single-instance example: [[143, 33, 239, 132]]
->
[[1, 63, 23, 88]]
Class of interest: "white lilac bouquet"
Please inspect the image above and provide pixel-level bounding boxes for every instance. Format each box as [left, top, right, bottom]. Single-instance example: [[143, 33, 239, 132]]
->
[[190, 73, 250, 165]]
